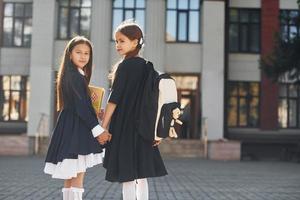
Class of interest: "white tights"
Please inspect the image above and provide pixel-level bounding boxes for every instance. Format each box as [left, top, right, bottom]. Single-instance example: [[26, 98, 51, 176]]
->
[[122, 178, 149, 200], [62, 187, 84, 200]]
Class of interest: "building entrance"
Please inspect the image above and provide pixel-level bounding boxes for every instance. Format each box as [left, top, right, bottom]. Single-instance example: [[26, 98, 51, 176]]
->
[[171, 73, 201, 139]]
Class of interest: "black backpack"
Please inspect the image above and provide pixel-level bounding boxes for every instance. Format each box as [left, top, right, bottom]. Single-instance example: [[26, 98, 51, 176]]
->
[[155, 73, 182, 139], [137, 62, 181, 141]]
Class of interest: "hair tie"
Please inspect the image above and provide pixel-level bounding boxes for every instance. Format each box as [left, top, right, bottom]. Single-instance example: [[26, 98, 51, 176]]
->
[[139, 38, 144, 45], [137, 38, 144, 49]]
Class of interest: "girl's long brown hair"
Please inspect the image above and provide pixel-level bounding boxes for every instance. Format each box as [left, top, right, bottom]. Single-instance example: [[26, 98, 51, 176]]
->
[[56, 36, 93, 111], [109, 21, 144, 82]]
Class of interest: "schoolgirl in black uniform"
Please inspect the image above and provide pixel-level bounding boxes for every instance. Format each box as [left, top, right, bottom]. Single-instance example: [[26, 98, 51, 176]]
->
[[44, 36, 111, 200], [102, 21, 167, 200]]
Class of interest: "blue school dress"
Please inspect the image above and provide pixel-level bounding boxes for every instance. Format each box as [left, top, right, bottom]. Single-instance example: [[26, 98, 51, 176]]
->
[[44, 68, 104, 179]]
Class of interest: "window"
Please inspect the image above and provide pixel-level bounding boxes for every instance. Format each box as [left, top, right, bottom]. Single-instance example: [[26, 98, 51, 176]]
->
[[57, 0, 92, 39], [166, 0, 200, 42], [112, 0, 145, 38], [227, 82, 260, 127], [278, 84, 300, 128], [0, 76, 29, 122], [280, 10, 300, 42], [2, 3, 32, 47], [229, 9, 260, 53]]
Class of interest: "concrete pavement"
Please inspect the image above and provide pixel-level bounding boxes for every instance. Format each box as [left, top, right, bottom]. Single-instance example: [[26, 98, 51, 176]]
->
[[0, 156, 299, 200]]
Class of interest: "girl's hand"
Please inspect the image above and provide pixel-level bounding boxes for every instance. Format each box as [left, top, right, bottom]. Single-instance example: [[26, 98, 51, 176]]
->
[[97, 109, 105, 121], [153, 140, 162, 147], [96, 131, 112, 145]]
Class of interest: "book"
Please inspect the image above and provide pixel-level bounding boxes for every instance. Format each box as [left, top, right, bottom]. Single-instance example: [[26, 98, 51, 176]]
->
[[88, 85, 105, 114]]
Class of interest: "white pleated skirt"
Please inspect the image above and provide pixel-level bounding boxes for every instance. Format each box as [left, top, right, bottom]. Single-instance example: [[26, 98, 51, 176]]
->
[[44, 152, 104, 179]]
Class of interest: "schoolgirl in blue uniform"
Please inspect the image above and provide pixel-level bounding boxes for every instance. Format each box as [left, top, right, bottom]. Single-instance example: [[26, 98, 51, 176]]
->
[[102, 21, 167, 200], [44, 36, 111, 200]]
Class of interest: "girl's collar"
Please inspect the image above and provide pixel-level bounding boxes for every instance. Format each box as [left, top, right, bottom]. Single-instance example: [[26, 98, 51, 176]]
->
[[123, 56, 142, 61], [77, 68, 85, 76]]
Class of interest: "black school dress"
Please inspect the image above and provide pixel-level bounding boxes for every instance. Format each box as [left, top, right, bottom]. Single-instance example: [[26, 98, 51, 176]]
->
[[44, 68, 104, 179], [103, 57, 167, 182]]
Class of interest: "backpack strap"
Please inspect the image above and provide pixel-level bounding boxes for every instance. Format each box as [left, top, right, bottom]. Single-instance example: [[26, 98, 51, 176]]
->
[[158, 73, 173, 80], [136, 61, 159, 141]]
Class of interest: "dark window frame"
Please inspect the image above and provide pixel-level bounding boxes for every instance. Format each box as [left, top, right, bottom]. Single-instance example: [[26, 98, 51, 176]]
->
[[0, 75, 29, 122], [278, 83, 300, 129], [57, 0, 92, 40], [229, 8, 261, 53], [227, 81, 261, 128], [165, 0, 201, 43], [111, 0, 146, 40], [280, 9, 300, 42], [2, 2, 33, 47]]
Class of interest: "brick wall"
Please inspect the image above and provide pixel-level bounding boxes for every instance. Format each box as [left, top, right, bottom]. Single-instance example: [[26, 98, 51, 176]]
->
[[0, 135, 29, 155], [159, 139, 205, 158], [260, 0, 280, 130], [208, 140, 241, 161]]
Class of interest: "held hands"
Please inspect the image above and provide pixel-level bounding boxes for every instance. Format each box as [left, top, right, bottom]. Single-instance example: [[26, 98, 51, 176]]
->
[[153, 139, 162, 147], [96, 130, 112, 145]]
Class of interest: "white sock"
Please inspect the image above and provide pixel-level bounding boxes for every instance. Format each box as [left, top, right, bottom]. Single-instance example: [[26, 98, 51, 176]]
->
[[62, 188, 71, 200], [122, 181, 136, 200], [136, 178, 149, 200], [71, 187, 84, 200]]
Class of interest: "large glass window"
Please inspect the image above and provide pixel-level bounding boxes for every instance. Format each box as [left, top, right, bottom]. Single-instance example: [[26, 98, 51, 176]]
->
[[57, 0, 92, 39], [166, 0, 200, 42], [112, 0, 145, 38], [2, 3, 32, 47], [227, 82, 260, 127], [0, 76, 29, 122], [229, 9, 260, 53], [280, 10, 300, 42], [278, 84, 300, 128]]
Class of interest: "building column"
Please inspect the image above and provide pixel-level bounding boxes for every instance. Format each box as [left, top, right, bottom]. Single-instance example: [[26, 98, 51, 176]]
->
[[144, 0, 165, 71], [90, 0, 112, 93], [201, 0, 225, 140], [27, 0, 56, 154], [260, 0, 279, 130], [0, 0, 3, 47]]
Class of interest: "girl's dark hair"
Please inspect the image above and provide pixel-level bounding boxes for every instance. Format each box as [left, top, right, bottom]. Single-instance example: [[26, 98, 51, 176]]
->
[[56, 36, 93, 111], [109, 21, 144, 82], [115, 21, 144, 59]]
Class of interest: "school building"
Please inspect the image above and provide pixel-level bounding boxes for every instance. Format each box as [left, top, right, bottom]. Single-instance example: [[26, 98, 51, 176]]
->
[[0, 0, 299, 160]]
